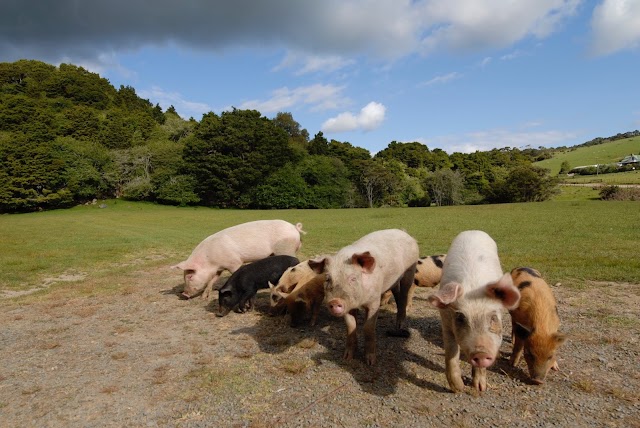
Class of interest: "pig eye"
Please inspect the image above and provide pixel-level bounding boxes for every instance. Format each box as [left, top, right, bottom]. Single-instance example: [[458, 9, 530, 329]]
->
[[454, 312, 466, 325], [490, 314, 499, 323]]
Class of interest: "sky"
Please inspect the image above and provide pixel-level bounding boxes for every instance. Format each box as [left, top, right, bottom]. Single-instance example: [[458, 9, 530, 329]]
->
[[1, 0, 640, 155]]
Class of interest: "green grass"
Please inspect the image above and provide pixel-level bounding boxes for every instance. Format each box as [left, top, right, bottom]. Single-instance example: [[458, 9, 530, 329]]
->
[[1, 200, 639, 293], [551, 185, 602, 201], [536, 136, 640, 175], [560, 170, 640, 185]]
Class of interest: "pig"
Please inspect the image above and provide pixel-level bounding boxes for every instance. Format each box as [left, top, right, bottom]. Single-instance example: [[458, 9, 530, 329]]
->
[[309, 229, 419, 365], [380, 254, 446, 311], [269, 273, 325, 327], [268, 260, 318, 311], [509, 267, 566, 384], [216, 255, 299, 317], [427, 230, 520, 392], [173, 220, 305, 299]]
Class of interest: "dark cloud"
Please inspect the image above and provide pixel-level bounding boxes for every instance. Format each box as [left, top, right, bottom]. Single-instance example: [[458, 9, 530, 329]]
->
[[0, 0, 418, 63]]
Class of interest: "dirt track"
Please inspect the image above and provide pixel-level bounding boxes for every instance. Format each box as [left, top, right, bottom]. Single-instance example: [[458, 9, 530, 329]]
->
[[1, 264, 638, 427]]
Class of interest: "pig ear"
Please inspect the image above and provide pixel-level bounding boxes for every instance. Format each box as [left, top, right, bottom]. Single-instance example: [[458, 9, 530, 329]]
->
[[172, 261, 189, 270], [351, 251, 375, 273], [268, 281, 275, 291], [514, 322, 533, 339], [308, 257, 328, 274], [553, 332, 567, 346], [427, 282, 462, 309], [485, 273, 520, 310]]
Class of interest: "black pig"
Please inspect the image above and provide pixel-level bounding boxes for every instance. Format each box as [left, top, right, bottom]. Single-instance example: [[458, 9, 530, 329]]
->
[[216, 255, 299, 317]]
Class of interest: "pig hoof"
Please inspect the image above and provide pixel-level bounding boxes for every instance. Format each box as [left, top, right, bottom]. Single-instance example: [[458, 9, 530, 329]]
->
[[386, 328, 410, 338]]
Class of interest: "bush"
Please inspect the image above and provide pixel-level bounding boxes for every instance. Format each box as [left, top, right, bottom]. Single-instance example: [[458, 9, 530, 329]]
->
[[599, 185, 640, 201]]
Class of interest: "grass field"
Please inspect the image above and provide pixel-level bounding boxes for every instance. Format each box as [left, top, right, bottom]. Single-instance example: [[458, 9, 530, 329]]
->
[[1, 200, 639, 296], [535, 136, 640, 175], [561, 169, 640, 185]]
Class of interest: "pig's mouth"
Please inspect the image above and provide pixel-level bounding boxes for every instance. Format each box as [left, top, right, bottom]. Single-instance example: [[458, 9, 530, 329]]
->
[[180, 292, 192, 300], [216, 306, 232, 317]]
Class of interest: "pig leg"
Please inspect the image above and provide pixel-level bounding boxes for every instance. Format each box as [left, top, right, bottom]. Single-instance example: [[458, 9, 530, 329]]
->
[[510, 321, 525, 367], [363, 305, 380, 365], [389, 265, 415, 335], [201, 273, 220, 300], [310, 300, 321, 327], [343, 309, 359, 361], [406, 282, 417, 312], [472, 366, 488, 391], [442, 325, 465, 392], [379, 290, 393, 306], [237, 293, 256, 313]]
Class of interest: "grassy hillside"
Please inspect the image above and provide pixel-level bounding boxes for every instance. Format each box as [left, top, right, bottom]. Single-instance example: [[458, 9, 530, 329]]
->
[[1, 201, 638, 297], [536, 136, 640, 175]]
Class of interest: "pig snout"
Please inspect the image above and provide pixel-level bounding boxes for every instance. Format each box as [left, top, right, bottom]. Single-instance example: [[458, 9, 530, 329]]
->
[[470, 352, 495, 368], [326, 298, 346, 317], [216, 306, 232, 317], [180, 292, 192, 300]]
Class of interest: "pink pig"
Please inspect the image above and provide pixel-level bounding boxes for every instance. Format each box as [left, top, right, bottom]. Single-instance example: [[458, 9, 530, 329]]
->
[[309, 229, 419, 365], [428, 230, 520, 392], [173, 220, 305, 299]]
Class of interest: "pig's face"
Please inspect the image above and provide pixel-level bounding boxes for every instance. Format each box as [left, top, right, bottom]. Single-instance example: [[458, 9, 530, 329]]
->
[[323, 271, 360, 317], [312, 252, 374, 318], [515, 323, 566, 384], [429, 273, 520, 368], [450, 300, 505, 368], [269, 263, 314, 307], [216, 288, 238, 317], [181, 269, 211, 298]]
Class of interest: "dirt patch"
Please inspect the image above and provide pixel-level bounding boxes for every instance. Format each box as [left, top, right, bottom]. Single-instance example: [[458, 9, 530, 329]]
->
[[0, 267, 638, 427], [0, 272, 88, 299]]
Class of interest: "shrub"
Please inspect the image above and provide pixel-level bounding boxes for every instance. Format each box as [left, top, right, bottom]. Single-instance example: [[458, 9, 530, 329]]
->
[[599, 185, 640, 201]]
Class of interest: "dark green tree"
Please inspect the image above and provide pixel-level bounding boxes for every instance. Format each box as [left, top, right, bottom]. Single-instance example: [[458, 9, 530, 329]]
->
[[182, 109, 295, 207]]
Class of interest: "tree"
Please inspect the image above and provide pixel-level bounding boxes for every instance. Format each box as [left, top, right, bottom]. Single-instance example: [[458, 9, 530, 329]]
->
[[308, 131, 329, 155], [427, 169, 465, 206], [559, 160, 571, 175], [182, 109, 295, 207], [490, 165, 559, 203]]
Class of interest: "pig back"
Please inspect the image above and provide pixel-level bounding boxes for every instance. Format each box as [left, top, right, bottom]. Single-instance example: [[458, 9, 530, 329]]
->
[[334, 229, 419, 292], [440, 230, 503, 294], [189, 219, 301, 266]]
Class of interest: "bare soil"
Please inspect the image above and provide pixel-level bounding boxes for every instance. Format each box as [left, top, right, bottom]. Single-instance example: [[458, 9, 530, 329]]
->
[[1, 265, 639, 428]]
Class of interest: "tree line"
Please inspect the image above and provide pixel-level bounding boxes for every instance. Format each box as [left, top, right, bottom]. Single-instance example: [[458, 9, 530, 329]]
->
[[0, 60, 560, 214]]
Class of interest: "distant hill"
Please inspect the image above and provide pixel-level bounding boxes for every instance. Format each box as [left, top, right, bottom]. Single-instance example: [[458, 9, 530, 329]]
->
[[535, 136, 640, 175]]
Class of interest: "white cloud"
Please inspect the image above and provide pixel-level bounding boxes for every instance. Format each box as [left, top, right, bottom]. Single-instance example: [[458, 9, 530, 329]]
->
[[138, 86, 212, 119], [322, 102, 386, 133], [239, 84, 349, 113], [419, 0, 580, 54], [429, 127, 579, 153], [273, 51, 356, 75], [500, 50, 525, 61], [478, 56, 492, 67], [590, 0, 640, 56], [420, 71, 463, 87]]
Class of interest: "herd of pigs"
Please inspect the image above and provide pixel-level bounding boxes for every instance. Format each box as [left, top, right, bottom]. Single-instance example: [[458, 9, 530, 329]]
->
[[172, 219, 565, 393]]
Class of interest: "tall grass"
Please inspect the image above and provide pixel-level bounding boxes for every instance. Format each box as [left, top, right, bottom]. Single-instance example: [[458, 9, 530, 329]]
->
[[1, 199, 638, 292]]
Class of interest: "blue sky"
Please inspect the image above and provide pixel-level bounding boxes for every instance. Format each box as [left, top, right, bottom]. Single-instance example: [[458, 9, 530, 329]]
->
[[2, 0, 639, 154]]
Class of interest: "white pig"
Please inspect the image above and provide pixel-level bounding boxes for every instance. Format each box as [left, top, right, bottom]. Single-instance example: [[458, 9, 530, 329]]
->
[[428, 230, 520, 392], [309, 229, 419, 366], [173, 220, 305, 299]]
